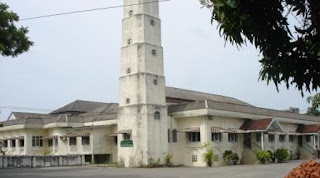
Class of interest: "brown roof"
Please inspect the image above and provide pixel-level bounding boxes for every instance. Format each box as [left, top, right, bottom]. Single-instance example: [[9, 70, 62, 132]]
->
[[297, 125, 320, 133], [240, 119, 272, 131]]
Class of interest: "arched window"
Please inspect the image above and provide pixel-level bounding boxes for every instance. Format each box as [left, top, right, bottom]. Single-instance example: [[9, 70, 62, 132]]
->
[[127, 39, 132, 45], [150, 19, 155, 26], [152, 49, 156, 56], [129, 10, 133, 16], [172, 129, 177, 143], [126, 98, 130, 104], [154, 111, 160, 120], [127, 68, 131, 74], [153, 79, 157, 85]]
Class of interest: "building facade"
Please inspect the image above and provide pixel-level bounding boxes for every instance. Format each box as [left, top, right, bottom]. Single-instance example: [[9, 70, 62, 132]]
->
[[1, 0, 320, 167]]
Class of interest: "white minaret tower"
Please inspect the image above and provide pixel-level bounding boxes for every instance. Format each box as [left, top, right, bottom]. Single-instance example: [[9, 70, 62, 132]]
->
[[117, 0, 168, 167]]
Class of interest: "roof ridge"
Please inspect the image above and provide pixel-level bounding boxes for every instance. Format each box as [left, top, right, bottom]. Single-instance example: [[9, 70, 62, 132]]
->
[[70, 100, 79, 111]]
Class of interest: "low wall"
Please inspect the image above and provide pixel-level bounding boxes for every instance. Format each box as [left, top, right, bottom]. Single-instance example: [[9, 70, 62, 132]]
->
[[0, 155, 85, 168]]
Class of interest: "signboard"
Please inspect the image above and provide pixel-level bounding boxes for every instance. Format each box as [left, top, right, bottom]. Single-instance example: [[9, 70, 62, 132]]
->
[[121, 140, 133, 147]]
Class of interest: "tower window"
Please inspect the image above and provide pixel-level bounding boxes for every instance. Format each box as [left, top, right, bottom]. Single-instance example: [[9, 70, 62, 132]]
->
[[123, 133, 131, 141], [154, 111, 161, 120], [152, 49, 156, 56], [150, 19, 155, 26], [127, 39, 132, 45], [153, 79, 157, 85], [126, 98, 130, 104], [129, 10, 133, 16], [127, 68, 131, 74]]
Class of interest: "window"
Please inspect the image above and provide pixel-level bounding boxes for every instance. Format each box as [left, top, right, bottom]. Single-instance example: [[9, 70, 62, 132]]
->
[[256, 133, 261, 142], [228, 133, 237, 142], [268, 135, 275, 142], [113, 136, 118, 144], [19, 139, 24, 147], [126, 98, 130, 104], [129, 10, 133, 16], [188, 132, 201, 142], [289, 135, 294, 142], [153, 79, 158, 85], [306, 135, 311, 142], [168, 129, 171, 143], [212, 133, 222, 142], [152, 49, 156, 56], [3, 140, 8, 147], [154, 111, 160, 120], [150, 19, 155, 26], [54, 137, 58, 146], [127, 39, 132, 45], [11, 139, 16, 147], [32, 136, 43, 147], [127, 68, 131, 74], [279, 135, 286, 142], [48, 139, 53, 147], [69, 137, 77, 146], [172, 129, 177, 143], [82, 136, 90, 145], [123, 133, 131, 141], [192, 155, 197, 162]]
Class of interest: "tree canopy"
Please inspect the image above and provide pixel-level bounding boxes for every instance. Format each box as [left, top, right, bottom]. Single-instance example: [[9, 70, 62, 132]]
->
[[200, 0, 320, 94], [307, 93, 320, 116], [0, 3, 33, 57]]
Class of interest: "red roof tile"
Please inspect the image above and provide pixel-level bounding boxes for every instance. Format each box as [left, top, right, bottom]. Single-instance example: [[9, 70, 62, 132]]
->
[[240, 118, 273, 131], [297, 125, 320, 133]]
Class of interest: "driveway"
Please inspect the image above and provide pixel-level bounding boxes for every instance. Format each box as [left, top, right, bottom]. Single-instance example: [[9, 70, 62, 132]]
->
[[0, 160, 305, 178]]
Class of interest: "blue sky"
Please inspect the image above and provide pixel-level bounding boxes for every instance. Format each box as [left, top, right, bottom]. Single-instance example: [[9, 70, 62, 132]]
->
[[0, 0, 314, 121]]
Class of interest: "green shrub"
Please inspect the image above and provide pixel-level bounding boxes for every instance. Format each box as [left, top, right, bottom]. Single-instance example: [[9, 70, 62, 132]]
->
[[0, 123, 3, 127], [223, 150, 233, 165], [203, 149, 214, 167], [275, 148, 289, 163], [256, 150, 271, 164], [165, 154, 172, 166], [231, 153, 239, 165]]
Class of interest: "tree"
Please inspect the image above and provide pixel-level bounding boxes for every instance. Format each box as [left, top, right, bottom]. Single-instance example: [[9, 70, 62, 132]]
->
[[307, 93, 320, 116], [200, 0, 320, 94], [0, 3, 33, 57]]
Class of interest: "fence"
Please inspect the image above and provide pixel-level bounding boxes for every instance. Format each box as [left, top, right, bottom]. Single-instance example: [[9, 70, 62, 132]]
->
[[0, 155, 85, 168]]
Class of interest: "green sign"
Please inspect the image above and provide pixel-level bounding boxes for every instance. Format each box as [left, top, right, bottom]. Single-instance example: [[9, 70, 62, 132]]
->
[[121, 140, 133, 147]]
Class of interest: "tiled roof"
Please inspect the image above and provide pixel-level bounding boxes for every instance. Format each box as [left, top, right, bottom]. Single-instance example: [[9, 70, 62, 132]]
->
[[50, 100, 108, 114], [165, 87, 252, 106], [168, 100, 320, 122], [240, 119, 272, 131], [297, 125, 320, 133]]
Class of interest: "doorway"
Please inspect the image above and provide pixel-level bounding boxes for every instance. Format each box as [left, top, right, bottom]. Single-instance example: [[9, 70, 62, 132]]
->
[[243, 133, 251, 149]]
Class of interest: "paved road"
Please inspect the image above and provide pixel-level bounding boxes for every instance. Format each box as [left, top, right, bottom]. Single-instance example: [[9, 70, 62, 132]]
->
[[0, 160, 304, 178]]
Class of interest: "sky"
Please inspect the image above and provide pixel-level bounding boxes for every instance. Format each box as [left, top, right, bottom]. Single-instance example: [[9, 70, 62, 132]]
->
[[0, 0, 315, 121]]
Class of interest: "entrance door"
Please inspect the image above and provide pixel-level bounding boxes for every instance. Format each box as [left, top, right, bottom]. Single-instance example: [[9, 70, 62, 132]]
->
[[243, 133, 251, 149], [298, 136, 303, 147]]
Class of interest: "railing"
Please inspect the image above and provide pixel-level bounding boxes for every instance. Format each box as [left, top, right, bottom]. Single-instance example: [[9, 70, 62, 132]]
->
[[251, 141, 262, 153], [303, 141, 315, 153]]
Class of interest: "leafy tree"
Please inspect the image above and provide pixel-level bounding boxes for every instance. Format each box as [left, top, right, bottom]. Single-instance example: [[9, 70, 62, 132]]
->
[[200, 0, 320, 94], [307, 93, 320, 116], [0, 3, 33, 57]]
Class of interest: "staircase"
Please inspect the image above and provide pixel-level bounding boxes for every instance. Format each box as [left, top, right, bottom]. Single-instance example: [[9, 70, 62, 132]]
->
[[299, 147, 313, 160], [242, 148, 258, 164]]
